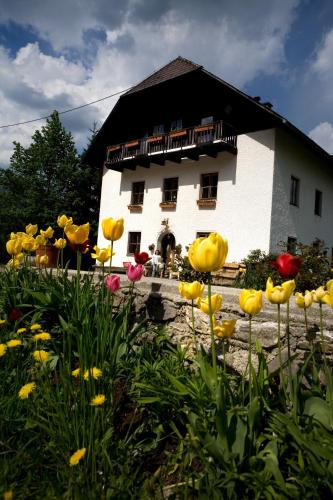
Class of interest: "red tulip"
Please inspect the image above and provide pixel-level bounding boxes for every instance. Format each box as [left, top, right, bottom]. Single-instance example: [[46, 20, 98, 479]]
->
[[105, 274, 120, 293], [9, 308, 22, 321], [273, 253, 302, 279], [127, 264, 145, 282], [134, 252, 151, 265]]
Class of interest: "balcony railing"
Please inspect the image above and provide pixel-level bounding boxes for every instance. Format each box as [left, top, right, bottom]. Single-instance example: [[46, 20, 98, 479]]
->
[[106, 120, 237, 168]]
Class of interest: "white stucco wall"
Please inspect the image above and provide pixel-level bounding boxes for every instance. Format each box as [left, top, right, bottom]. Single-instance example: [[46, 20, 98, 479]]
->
[[270, 129, 333, 255], [97, 129, 276, 265]]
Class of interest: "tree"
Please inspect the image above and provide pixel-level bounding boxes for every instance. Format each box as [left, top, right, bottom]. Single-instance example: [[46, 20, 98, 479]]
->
[[0, 111, 101, 262]]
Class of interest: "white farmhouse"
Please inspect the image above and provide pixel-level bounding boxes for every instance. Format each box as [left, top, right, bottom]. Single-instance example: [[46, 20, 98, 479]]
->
[[85, 57, 333, 266]]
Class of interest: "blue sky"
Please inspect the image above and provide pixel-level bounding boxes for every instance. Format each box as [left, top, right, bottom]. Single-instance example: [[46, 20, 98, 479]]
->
[[0, 0, 332, 165]]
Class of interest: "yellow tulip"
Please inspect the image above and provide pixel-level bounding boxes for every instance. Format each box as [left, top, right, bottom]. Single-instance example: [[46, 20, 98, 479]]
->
[[239, 289, 263, 316], [326, 279, 333, 293], [7, 254, 24, 268], [188, 232, 228, 272], [178, 281, 205, 300], [35, 234, 46, 247], [22, 235, 37, 252], [295, 291, 313, 309], [65, 223, 90, 244], [6, 238, 22, 255], [91, 246, 113, 263], [40, 227, 54, 239], [312, 286, 329, 304], [213, 318, 236, 338], [102, 218, 124, 241], [26, 224, 38, 236], [197, 294, 222, 314], [36, 255, 49, 266], [266, 277, 295, 304], [54, 238, 67, 250], [57, 214, 73, 229]]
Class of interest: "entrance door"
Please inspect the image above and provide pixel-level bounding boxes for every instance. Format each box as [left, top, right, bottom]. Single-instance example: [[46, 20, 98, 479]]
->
[[160, 233, 175, 265]]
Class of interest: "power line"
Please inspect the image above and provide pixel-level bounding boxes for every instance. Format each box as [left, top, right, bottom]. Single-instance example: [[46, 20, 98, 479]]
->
[[0, 86, 133, 130]]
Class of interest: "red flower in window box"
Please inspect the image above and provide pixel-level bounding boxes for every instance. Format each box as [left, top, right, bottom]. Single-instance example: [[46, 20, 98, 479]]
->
[[272, 253, 302, 279], [134, 252, 151, 265]]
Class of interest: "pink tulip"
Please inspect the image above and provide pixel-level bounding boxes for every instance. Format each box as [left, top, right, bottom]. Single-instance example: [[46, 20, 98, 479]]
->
[[105, 274, 120, 292], [127, 264, 145, 282]]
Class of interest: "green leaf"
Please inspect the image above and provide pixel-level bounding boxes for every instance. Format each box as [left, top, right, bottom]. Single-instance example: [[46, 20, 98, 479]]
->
[[304, 396, 333, 430]]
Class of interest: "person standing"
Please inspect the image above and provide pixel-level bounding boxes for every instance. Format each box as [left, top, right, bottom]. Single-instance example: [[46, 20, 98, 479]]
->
[[152, 249, 162, 277]]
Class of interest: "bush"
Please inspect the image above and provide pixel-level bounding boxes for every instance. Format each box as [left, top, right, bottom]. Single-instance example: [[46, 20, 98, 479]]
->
[[235, 241, 332, 292]]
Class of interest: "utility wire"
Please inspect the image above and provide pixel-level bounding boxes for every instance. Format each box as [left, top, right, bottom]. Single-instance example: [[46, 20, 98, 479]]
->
[[0, 86, 132, 130]]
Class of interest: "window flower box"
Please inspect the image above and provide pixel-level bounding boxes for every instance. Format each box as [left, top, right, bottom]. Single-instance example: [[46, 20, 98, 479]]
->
[[127, 204, 142, 212], [197, 199, 216, 208], [160, 202, 176, 209]]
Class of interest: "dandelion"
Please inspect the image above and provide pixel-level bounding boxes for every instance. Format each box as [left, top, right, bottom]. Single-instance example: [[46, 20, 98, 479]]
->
[[0, 319, 6, 327], [0, 343, 7, 357], [71, 368, 81, 378], [33, 332, 51, 341], [83, 367, 102, 380], [6, 339, 22, 348], [17, 327, 27, 334], [90, 394, 106, 406], [18, 382, 36, 399], [69, 447, 86, 466], [30, 323, 42, 331], [33, 350, 49, 362]]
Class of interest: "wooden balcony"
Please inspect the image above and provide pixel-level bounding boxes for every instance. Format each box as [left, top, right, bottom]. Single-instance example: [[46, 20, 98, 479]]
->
[[105, 120, 237, 171]]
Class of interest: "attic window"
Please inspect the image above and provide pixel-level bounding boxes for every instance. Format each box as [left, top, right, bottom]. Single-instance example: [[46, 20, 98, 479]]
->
[[153, 124, 164, 135], [171, 119, 183, 131], [201, 116, 214, 125]]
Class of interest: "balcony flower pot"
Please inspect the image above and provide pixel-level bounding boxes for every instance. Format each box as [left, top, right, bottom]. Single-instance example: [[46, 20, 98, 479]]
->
[[35, 244, 59, 268]]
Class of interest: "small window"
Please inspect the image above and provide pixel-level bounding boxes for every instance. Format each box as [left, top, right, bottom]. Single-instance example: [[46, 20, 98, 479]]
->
[[290, 176, 299, 206], [163, 177, 178, 203], [196, 232, 211, 238], [131, 181, 145, 205], [128, 232, 141, 255], [200, 173, 218, 199], [171, 119, 183, 131], [287, 237, 297, 254], [314, 190, 322, 216], [201, 116, 214, 125], [153, 124, 164, 135]]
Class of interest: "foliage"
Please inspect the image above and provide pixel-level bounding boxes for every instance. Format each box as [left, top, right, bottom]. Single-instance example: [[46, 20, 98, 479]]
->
[[235, 242, 332, 292], [0, 262, 333, 497], [0, 112, 101, 263], [234, 249, 279, 290]]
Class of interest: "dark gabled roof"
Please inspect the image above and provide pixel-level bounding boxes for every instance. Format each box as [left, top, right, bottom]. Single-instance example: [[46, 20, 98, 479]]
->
[[124, 56, 201, 95], [83, 56, 333, 168]]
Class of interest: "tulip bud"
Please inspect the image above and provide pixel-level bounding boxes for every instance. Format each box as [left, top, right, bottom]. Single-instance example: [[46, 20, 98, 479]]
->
[[26, 224, 38, 236], [6, 238, 22, 256], [213, 318, 236, 338], [179, 281, 205, 300], [102, 218, 124, 241], [65, 223, 90, 245], [197, 294, 222, 314], [54, 238, 67, 250], [266, 277, 295, 304], [239, 289, 263, 316], [127, 264, 145, 282], [57, 215, 73, 229], [188, 232, 228, 272], [295, 291, 313, 309], [105, 274, 120, 292]]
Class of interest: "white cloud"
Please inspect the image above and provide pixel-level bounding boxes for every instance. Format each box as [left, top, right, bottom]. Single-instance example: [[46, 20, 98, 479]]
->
[[309, 122, 333, 154], [311, 28, 333, 79], [0, 0, 300, 165]]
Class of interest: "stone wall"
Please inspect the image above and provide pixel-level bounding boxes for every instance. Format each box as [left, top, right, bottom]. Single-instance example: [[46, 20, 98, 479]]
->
[[131, 278, 333, 375]]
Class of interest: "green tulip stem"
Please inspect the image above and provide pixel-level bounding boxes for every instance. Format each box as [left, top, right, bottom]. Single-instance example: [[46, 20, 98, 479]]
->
[[248, 314, 252, 404], [277, 303, 284, 392], [319, 303, 324, 346], [76, 250, 82, 318], [286, 299, 292, 401], [109, 241, 114, 275], [207, 273, 217, 377], [191, 299, 198, 353]]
